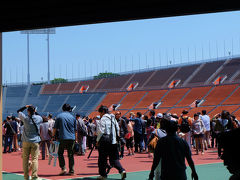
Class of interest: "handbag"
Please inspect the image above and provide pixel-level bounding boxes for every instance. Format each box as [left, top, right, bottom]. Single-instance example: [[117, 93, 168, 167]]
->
[[124, 132, 131, 139], [148, 130, 159, 153]]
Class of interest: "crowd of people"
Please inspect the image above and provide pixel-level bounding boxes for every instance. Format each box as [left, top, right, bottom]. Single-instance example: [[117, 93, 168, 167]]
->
[[2, 104, 240, 180]]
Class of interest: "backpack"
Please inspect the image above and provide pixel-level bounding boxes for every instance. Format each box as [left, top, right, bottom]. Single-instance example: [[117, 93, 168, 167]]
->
[[77, 120, 88, 136], [180, 117, 190, 133]]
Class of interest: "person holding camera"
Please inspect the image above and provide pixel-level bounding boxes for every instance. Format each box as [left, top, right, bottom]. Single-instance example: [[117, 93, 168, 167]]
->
[[17, 105, 43, 180], [52, 103, 77, 176]]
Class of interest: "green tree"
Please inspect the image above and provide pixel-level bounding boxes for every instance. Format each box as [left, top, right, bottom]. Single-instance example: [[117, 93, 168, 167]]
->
[[94, 72, 120, 79], [51, 78, 68, 84]]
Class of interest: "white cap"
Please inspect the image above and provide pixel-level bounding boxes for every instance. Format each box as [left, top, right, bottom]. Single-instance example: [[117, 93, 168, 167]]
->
[[156, 113, 163, 118], [96, 115, 100, 119]]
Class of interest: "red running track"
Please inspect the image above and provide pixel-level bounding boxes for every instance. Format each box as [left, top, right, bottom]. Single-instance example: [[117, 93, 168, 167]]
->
[[2, 148, 222, 180]]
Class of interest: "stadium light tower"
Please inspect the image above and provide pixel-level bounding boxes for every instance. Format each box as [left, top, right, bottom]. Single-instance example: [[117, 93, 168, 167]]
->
[[21, 28, 56, 84]]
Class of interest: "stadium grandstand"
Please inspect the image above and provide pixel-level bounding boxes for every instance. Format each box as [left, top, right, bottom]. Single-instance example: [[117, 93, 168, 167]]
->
[[2, 56, 240, 120]]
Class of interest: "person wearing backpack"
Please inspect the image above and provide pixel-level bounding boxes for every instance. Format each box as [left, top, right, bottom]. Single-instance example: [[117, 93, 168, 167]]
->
[[178, 110, 193, 149], [76, 113, 88, 156]]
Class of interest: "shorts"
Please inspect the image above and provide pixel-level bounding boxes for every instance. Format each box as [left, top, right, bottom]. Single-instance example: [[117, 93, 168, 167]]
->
[[126, 137, 134, 149]]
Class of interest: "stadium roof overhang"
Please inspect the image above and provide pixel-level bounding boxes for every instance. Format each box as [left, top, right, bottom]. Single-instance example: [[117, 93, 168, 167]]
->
[[1, 0, 240, 32]]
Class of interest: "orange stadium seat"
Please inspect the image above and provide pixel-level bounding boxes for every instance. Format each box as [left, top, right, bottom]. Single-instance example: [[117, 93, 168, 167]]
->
[[176, 86, 212, 107], [233, 108, 240, 120], [88, 111, 99, 119], [135, 90, 168, 109], [154, 108, 170, 114], [41, 84, 60, 94], [159, 88, 190, 108], [96, 92, 126, 109], [222, 86, 240, 105], [119, 91, 147, 109], [57, 82, 78, 94], [208, 105, 240, 117], [201, 84, 238, 106]]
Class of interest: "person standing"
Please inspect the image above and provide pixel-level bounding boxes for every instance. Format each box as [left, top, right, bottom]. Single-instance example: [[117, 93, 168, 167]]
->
[[200, 110, 211, 150], [149, 119, 198, 180], [178, 110, 193, 149], [96, 105, 126, 180], [76, 113, 87, 156], [192, 113, 205, 155], [11, 116, 19, 152], [48, 114, 55, 134], [125, 118, 134, 156], [87, 118, 97, 149], [52, 104, 77, 176], [130, 112, 143, 153], [3, 116, 15, 153], [115, 111, 128, 159], [149, 110, 156, 126], [40, 116, 51, 160], [17, 105, 43, 180]]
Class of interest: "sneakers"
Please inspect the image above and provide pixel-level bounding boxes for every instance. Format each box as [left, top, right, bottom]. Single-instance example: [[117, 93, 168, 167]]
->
[[121, 171, 127, 180], [59, 169, 67, 176], [96, 176, 107, 180]]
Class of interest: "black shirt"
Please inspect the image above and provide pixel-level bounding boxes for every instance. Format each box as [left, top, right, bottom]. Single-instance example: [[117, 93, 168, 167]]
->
[[4, 121, 15, 136], [150, 133, 191, 180]]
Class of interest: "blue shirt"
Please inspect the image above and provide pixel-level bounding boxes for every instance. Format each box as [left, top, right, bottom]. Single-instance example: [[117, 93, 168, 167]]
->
[[18, 112, 43, 143], [131, 117, 142, 134], [54, 111, 77, 140]]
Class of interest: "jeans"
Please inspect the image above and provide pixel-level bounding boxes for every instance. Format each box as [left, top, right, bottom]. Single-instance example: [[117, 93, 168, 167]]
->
[[134, 131, 143, 152], [22, 142, 39, 180], [58, 140, 75, 173], [4, 135, 13, 152], [141, 134, 148, 150], [78, 136, 85, 154]]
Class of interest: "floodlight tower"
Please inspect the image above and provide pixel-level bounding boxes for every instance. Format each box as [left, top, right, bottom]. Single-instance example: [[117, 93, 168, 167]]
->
[[21, 28, 56, 84]]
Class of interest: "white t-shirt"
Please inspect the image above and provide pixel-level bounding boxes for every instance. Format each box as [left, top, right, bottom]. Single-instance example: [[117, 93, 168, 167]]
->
[[200, 115, 210, 131]]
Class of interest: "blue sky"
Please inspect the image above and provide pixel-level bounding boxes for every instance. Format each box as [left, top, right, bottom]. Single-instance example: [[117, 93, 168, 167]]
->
[[3, 10, 240, 84]]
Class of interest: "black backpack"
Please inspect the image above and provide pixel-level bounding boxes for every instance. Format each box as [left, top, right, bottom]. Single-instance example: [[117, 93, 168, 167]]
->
[[180, 117, 190, 133]]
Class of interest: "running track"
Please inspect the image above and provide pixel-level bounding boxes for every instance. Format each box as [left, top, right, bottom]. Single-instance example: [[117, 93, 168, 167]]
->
[[2, 148, 227, 180]]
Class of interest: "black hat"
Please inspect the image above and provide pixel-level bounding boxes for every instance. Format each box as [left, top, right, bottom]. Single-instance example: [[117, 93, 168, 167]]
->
[[76, 113, 81, 117], [182, 110, 188, 114], [62, 103, 72, 112]]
